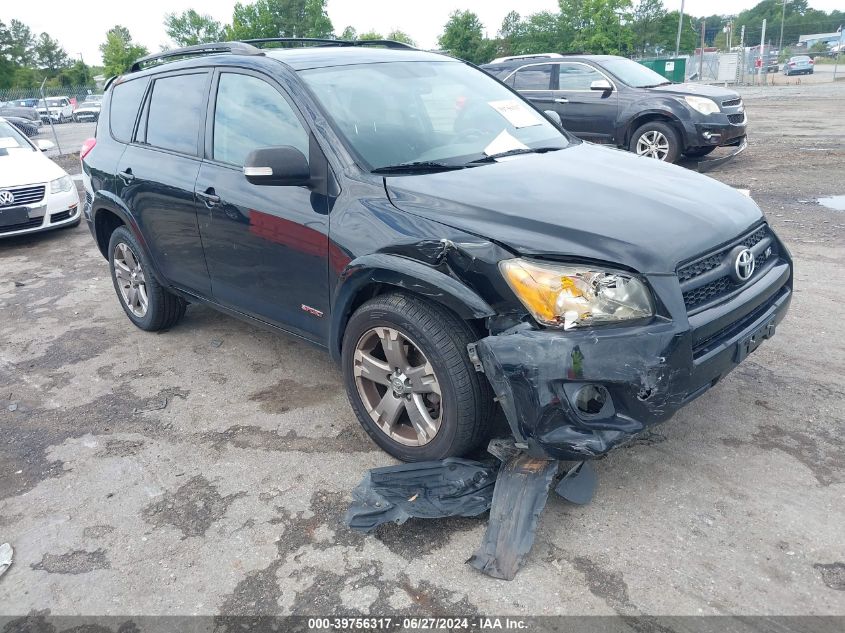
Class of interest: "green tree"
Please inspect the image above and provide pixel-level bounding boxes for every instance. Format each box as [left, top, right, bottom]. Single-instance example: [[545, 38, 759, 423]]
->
[[358, 30, 384, 41], [34, 33, 69, 76], [558, 0, 633, 55], [5, 19, 36, 66], [164, 10, 224, 46], [497, 11, 523, 55], [227, 0, 333, 40], [386, 30, 415, 46], [632, 0, 667, 55], [58, 60, 93, 86], [100, 25, 149, 76], [339, 26, 357, 40], [438, 10, 496, 64]]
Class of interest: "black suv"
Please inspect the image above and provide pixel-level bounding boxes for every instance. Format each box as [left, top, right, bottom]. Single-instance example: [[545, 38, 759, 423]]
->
[[482, 54, 747, 164], [82, 40, 791, 463]]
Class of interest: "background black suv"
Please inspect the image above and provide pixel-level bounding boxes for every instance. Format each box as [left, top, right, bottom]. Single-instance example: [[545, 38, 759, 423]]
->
[[482, 54, 747, 164]]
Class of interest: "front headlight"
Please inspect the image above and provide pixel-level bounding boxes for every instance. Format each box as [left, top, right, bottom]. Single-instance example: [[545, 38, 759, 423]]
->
[[50, 175, 73, 194], [499, 259, 654, 329], [683, 96, 720, 115]]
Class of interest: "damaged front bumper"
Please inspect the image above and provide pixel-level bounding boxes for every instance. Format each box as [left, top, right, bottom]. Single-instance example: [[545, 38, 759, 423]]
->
[[474, 262, 792, 461]]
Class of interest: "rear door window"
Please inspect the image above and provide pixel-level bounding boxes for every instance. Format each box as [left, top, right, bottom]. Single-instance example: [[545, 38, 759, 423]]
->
[[146, 73, 208, 155], [109, 78, 149, 143], [513, 65, 553, 91]]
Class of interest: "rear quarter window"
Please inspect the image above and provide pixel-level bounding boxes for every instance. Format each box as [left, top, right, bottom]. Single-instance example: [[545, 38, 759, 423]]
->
[[109, 78, 150, 143]]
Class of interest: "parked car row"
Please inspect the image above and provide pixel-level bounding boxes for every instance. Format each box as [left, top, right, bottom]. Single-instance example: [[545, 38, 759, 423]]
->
[[0, 94, 103, 127]]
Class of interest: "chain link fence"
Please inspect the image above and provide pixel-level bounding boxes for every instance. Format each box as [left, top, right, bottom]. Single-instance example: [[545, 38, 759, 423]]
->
[[0, 85, 101, 104]]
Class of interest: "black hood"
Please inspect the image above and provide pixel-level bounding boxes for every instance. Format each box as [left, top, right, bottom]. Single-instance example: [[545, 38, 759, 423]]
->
[[648, 82, 740, 101], [385, 143, 763, 274]]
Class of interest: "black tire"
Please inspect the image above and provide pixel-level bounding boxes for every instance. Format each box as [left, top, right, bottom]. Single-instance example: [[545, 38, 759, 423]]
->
[[684, 146, 717, 158], [341, 292, 494, 462], [629, 120, 681, 163], [107, 226, 186, 331]]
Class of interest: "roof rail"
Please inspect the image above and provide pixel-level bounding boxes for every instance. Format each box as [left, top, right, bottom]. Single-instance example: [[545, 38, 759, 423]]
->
[[130, 42, 264, 72], [242, 38, 416, 50], [489, 53, 564, 64]]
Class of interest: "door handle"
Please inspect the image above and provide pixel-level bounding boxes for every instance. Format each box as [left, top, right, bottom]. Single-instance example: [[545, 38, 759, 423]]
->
[[554, 98, 569, 104], [196, 188, 221, 207], [118, 168, 134, 184]]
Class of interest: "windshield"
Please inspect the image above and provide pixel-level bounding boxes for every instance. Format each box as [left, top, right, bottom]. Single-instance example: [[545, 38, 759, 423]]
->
[[300, 61, 568, 170], [0, 120, 34, 151], [601, 58, 672, 87]]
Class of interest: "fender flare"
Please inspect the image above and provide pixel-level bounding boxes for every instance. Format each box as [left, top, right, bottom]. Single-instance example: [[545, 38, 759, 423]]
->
[[329, 252, 496, 361], [619, 103, 690, 147], [90, 191, 166, 284]]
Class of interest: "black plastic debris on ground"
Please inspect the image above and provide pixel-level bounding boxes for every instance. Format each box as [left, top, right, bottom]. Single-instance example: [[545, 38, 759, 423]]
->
[[345, 458, 498, 533], [467, 454, 558, 580], [345, 440, 599, 580]]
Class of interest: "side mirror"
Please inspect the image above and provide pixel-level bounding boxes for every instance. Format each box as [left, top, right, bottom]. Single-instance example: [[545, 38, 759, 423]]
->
[[243, 146, 310, 187], [543, 110, 562, 127], [590, 79, 613, 92], [35, 139, 55, 152]]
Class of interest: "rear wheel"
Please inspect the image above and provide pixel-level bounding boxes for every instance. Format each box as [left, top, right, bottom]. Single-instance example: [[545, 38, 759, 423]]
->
[[107, 226, 186, 331], [342, 292, 493, 462], [629, 121, 681, 163]]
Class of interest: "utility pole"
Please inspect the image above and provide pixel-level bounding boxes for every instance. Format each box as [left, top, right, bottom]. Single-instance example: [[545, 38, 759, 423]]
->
[[760, 18, 767, 86], [675, 0, 685, 59], [699, 18, 705, 81], [778, 0, 787, 52]]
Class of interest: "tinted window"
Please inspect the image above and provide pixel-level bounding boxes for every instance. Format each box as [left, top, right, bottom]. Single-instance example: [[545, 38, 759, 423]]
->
[[514, 65, 552, 90], [110, 78, 149, 142], [213, 73, 308, 166], [146, 73, 207, 155], [557, 63, 606, 90]]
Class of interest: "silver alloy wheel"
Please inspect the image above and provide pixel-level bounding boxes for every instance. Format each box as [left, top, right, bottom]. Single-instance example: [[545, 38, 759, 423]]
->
[[353, 326, 443, 446], [113, 242, 148, 318], [636, 130, 670, 160]]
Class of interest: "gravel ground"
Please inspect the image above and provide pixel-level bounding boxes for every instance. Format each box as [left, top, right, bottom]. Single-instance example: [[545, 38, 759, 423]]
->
[[0, 82, 843, 619]]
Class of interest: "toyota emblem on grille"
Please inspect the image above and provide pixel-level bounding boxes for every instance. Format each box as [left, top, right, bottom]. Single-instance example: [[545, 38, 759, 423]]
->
[[734, 248, 755, 282], [0, 190, 14, 206]]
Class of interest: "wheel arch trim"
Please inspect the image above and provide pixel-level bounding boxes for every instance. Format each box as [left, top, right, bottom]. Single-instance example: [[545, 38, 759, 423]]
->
[[329, 253, 496, 361]]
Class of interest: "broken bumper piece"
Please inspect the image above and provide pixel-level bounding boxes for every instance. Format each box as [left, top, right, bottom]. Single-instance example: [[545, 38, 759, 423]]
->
[[474, 281, 791, 461], [345, 458, 497, 532]]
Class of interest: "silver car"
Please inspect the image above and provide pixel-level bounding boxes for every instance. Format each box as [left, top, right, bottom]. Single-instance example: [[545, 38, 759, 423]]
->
[[783, 55, 814, 76]]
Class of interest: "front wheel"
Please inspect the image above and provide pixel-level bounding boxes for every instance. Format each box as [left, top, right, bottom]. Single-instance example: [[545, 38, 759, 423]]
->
[[629, 121, 681, 163], [342, 292, 493, 462], [108, 226, 186, 331]]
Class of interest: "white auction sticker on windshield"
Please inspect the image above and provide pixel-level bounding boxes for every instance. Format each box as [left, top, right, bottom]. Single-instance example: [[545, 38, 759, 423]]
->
[[484, 130, 530, 157], [488, 99, 543, 128]]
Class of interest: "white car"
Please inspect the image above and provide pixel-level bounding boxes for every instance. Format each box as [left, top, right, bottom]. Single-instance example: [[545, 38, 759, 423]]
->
[[36, 96, 74, 124], [73, 99, 102, 122], [0, 117, 81, 238]]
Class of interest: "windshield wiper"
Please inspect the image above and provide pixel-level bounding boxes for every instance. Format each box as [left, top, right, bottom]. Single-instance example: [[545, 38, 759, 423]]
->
[[465, 146, 563, 165], [642, 81, 672, 88], [371, 161, 465, 174]]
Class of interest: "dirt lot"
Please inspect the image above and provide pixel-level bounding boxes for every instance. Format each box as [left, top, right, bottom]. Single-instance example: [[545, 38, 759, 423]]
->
[[1, 82, 844, 619]]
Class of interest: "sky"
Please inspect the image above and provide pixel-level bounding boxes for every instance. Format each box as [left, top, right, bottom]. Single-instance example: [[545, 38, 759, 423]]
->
[[3, 0, 843, 66]]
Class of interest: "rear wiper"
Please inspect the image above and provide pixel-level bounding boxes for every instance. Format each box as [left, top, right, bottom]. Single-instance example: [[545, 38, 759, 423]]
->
[[371, 161, 465, 174], [466, 146, 562, 165]]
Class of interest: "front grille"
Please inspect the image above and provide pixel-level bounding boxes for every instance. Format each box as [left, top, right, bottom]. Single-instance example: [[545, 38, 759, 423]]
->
[[0, 217, 43, 234], [51, 210, 73, 223], [0, 184, 46, 207], [722, 98, 742, 107], [727, 113, 745, 125], [678, 225, 775, 312]]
